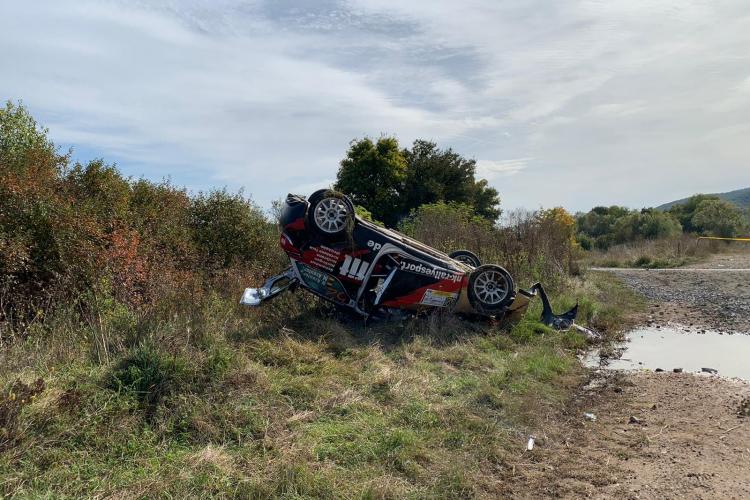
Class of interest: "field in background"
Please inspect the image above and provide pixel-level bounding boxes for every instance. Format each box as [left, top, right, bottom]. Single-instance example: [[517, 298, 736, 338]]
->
[[582, 234, 741, 269]]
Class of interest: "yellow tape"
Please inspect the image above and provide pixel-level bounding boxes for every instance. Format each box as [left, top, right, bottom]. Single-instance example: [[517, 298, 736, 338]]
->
[[697, 236, 750, 242]]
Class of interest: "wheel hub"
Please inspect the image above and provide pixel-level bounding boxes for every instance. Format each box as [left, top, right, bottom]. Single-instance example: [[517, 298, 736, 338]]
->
[[473, 269, 508, 305], [314, 198, 349, 233]]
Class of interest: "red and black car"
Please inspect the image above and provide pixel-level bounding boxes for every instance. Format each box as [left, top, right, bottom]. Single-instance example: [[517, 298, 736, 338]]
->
[[241, 189, 574, 324]]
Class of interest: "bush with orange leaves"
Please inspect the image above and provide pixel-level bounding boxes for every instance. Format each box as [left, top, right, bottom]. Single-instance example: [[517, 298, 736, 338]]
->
[[0, 101, 282, 342]]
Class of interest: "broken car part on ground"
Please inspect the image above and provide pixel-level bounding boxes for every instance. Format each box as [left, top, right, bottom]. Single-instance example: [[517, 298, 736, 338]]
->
[[241, 189, 581, 329]]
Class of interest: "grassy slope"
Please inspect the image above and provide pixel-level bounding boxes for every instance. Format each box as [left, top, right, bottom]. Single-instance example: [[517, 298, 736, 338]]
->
[[0, 274, 641, 498]]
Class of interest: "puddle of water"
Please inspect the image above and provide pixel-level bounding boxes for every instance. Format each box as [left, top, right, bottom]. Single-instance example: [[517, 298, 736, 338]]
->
[[584, 326, 750, 380]]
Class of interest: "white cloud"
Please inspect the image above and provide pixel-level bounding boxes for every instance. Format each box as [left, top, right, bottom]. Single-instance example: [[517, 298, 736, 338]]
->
[[477, 158, 532, 178], [1, 0, 748, 211]]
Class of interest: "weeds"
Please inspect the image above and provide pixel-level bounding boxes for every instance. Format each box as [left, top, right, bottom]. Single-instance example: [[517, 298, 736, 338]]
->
[[0, 102, 647, 497], [0, 272, 640, 498], [109, 342, 188, 406], [0, 378, 45, 451], [584, 233, 736, 268]]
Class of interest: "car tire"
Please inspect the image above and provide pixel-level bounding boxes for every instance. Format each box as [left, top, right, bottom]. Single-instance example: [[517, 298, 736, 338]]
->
[[467, 264, 515, 314], [307, 189, 355, 238], [449, 249, 481, 267]]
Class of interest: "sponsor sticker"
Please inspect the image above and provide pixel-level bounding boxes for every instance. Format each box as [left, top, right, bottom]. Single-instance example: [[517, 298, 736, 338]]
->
[[421, 289, 458, 307], [297, 262, 349, 303], [400, 260, 462, 282], [367, 239, 382, 252], [310, 245, 341, 272]]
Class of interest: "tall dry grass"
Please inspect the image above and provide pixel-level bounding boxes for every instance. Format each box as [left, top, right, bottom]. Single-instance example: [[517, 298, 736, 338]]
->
[[401, 203, 580, 289], [583, 233, 733, 268]]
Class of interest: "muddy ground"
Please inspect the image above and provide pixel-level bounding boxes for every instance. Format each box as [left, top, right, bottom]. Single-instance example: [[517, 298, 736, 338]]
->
[[504, 251, 750, 499]]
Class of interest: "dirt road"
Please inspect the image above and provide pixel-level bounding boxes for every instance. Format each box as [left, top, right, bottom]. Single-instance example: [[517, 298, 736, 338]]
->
[[592, 252, 750, 333], [504, 251, 750, 499]]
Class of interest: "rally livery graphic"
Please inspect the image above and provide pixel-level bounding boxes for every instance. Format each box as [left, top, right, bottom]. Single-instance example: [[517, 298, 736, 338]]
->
[[241, 189, 579, 325]]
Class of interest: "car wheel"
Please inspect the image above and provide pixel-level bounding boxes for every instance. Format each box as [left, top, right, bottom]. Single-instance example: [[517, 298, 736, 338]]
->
[[467, 264, 515, 313], [307, 189, 354, 238], [449, 250, 481, 267]]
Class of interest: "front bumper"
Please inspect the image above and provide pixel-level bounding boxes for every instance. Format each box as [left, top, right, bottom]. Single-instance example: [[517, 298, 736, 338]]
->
[[240, 267, 298, 306]]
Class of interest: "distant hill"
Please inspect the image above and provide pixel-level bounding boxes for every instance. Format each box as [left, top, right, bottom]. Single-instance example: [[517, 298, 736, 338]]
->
[[657, 187, 750, 211]]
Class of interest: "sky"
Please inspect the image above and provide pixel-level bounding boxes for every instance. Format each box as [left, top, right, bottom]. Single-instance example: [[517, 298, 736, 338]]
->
[[1, 0, 748, 213]]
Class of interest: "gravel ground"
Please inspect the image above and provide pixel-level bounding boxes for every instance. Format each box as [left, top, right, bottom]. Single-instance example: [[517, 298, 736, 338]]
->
[[591, 251, 750, 334]]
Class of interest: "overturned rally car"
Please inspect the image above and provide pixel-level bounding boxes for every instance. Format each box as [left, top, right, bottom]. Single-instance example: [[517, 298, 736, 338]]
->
[[241, 190, 583, 329]]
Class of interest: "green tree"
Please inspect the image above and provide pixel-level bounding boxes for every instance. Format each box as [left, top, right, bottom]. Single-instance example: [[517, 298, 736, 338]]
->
[[401, 140, 473, 208], [691, 199, 745, 237], [668, 194, 720, 233], [334, 137, 406, 226], [575, 206, 631, 249], [470, 178, 501, 220], [401, 140, 500, 221], [611, 209, 681, 243], [335, 137, 501, 225]]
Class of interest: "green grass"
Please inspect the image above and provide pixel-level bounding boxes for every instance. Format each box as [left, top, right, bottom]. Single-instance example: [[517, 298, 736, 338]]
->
[[0, 274, 640, 498]]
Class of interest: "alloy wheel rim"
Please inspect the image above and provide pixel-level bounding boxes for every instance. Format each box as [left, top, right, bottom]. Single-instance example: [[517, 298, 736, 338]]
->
[[314, 198, 349, 233], [473, 270, 508, 305]]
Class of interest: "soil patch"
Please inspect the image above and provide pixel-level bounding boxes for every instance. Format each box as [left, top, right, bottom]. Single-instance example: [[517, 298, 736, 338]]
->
[[503, 252, 750, 498], [503, 371, 750, 499]]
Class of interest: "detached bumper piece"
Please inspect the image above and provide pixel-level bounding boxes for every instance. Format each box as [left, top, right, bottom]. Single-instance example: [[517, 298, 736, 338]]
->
[[524, 282, 600, 340], [240, 268, 298, 306]]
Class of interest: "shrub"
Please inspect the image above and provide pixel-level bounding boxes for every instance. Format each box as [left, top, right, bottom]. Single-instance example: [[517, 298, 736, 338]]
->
[[354, 205, 383, 226], [399, 202, 492, 253], [109, 342, 187, 406], [190, 189, 277, 269], [577, 206, 682, 249], [691, 198, 745, 237], [400, 203, 578, 287], [1, 102, 78, 327], [0, 101, 280, 342], [612, 210, 682, 242]]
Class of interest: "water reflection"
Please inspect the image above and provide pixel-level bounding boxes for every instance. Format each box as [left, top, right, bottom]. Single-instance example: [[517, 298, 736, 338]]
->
[[584, 326, 750, 380]]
